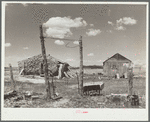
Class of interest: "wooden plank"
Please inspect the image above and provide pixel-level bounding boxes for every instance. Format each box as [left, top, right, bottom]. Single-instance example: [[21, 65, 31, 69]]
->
[[84, 82, 104, 90], [52, 96, 63, 100], [128, 68, 133, 95], [9, 64, 15, 91], [19, 68, 24, 75]]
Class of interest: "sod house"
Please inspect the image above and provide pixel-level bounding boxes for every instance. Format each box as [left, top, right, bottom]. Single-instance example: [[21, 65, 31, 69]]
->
[[18, 54, 71, 78]]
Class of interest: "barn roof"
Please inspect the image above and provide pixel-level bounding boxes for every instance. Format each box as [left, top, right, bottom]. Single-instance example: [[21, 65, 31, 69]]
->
[[103, 53, 132, 64]]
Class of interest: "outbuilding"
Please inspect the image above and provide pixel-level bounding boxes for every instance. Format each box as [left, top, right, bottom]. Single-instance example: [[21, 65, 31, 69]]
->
[[17, 54, 70, 78], [103, 53, 132, 78]]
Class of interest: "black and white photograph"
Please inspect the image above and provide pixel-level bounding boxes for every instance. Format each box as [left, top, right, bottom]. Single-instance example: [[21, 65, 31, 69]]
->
[[1, 1, 149, 121]]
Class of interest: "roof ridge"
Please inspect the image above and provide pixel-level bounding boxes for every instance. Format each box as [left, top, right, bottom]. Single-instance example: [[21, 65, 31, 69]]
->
[[18, 54, 68, 64], [103, 53, 132, 63]]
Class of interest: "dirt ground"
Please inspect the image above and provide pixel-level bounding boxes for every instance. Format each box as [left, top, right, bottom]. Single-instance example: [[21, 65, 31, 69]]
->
[[4, 69, 146, 108]]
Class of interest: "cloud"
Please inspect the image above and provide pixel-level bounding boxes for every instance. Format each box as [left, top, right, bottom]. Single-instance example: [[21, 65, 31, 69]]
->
[[43, 17, 87, 38], [23, 47, 29, 50], [45, 27, 72, 39], [43, 17, 86, 28], [90, 24, 94, 27], [115, 26, 126, 30], [117, 17, 137, 25], [5, 43, 11, 47], [108, 17, 137, 31], [86, 29, 101, 36], [73, 41, 79, 45], [54, 40, 65, 45], [87, 53, 94, 56], [108, 21, 114, 26]]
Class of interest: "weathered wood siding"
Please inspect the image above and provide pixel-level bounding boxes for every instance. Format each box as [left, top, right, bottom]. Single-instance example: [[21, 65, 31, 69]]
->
[[103, 57, 131, 77]]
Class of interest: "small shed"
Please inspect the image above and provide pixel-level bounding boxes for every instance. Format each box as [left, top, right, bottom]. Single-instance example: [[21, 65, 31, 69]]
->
[[18, 54, 69, 76], [103, 53, 132, 77]]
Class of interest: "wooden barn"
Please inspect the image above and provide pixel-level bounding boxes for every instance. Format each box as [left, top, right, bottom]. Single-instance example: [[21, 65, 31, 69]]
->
[[17, 54, 70, 77], [103, 53, 132, 78]]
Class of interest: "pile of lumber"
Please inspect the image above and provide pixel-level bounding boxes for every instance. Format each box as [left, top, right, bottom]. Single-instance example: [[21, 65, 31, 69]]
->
[[105, 93, 128, 105]]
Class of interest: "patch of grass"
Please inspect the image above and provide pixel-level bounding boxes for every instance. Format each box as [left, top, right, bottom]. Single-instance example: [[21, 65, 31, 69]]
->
[[4, 68, 146, 108]]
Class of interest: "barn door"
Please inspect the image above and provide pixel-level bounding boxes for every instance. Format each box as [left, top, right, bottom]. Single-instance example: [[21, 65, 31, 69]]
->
[[111, 63, 117, 77], [123, 63, 128, 72]]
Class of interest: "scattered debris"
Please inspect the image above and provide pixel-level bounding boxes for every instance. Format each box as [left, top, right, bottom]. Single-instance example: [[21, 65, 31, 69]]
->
[[31, 96, 39, 100], [97, 102, 105, 105], [14, 105, 20, 108], [4, 90, 17, 99], [105, 93, 128, 106], [13, 96, 24, 102], [128, 95, 139, 106], [111, 93, 128, 97], [32, 92, 43, 96], [52, 96, 63, 101]]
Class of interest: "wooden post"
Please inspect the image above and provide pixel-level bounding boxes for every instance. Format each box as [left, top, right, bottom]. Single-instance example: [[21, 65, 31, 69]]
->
[[51, 76, 55, 97], [23, 61, 25, 76], [33, 57, 35, 77], [40, 63, 44, 74], [9, 64, 15, 91], [39, 25, 51, 99], [128, 67, 133, 96], [79, 36, 83, 96], [139, 66, 141, 76], [76, 72, 79, 93]]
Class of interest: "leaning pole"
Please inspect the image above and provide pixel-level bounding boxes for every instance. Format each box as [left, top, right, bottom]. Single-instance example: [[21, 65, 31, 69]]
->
[[39, 25, 51, 99], [79, 36, 83, 96]]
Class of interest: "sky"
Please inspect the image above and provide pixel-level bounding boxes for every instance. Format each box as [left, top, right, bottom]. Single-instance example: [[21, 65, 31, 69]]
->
[[4, 2, 147, 67]]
